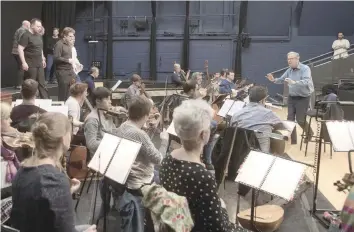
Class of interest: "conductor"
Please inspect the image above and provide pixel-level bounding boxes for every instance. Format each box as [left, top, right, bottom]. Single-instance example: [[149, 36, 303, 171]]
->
[[266, 51, 314, 144]]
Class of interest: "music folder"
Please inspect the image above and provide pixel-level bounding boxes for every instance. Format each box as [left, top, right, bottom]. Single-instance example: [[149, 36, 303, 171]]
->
[[217, 99, 245, 118], [235, 150, 306, 201], [88, 133, 142, 184], [325, 121, 354, 152]]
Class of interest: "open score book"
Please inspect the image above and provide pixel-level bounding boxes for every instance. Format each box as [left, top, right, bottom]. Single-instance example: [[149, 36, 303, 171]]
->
[[88, 133, 142, 184], [235, 150, 306, 201], [325, 121, 354, 152]]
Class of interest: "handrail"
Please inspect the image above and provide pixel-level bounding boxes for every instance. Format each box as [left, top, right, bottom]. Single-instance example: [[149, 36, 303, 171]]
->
[[271, 44, 354, 74]]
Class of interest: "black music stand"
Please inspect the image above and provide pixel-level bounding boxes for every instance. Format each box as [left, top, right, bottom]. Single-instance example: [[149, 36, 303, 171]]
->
[[311, 119, 354, 228]]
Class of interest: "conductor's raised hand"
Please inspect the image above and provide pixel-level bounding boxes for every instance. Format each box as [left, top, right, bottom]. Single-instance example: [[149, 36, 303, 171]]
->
[[266, 73, 275, 82]]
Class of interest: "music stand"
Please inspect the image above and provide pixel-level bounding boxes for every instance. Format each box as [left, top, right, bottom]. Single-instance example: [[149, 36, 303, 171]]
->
[[217, 99, 246, 127], [235, 150, 308, 231], [311, 119, 354, 228]]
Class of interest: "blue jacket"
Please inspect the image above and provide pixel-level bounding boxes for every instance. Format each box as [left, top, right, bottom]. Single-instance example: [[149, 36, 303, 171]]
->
[[219, 79, 235, 94], [118, 190, 145, 232]]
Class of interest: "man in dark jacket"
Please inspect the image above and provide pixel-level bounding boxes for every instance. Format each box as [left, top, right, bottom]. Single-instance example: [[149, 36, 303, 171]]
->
[[12, 20, 30, 89]]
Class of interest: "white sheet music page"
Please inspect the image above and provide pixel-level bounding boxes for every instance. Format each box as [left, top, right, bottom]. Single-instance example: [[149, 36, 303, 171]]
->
[[217, 100, 245, 117], [235, 150, 275, 189], [44, 106, 69, 116], [326, 121, 354, 152], [260, 157, 305, 201], [15, 99, 52, 109], [88, 133, 142, 184], [282, 120, 296, 133], [166, 121, 177, 136], [105, 138, 141, 184]]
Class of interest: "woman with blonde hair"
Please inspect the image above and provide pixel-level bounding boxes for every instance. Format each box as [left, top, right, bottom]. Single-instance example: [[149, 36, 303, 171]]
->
[[160, 99, 237, 231], [10, 112, 96, 232]]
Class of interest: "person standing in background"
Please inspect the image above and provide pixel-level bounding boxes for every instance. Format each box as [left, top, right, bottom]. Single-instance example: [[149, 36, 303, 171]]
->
[[46, 28, 59, 84], [12, 20, 30, 89], [332, 32, 351, 79], [18, 18, 48, 99], [266, 51, 314, 144], [85, 66, 99, 104], [53, 27, 76, 101]]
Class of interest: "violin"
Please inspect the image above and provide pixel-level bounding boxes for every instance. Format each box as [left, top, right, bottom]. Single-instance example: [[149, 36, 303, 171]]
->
[[1, 131, 34, 150]]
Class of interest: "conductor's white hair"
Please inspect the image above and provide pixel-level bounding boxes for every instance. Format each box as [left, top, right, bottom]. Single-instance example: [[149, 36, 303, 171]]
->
[[174, 63, 180, 68], [287, 51, 300, 58], [173, 99, 214, 140]]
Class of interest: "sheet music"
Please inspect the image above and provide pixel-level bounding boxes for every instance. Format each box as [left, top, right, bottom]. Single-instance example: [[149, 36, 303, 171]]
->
[[282, 120, 296, 133], [260, 157, 305, 201], [326, 121, 354, 152], [244, 96, 250, 104], [88, 133, 142, 184], [51, 101, 65, 106], [15, 99, 52, 109], [166, 121, 177, 136], [44, 106, 69, 116], [111, 80, 122, 91], [235, 151, 275, 188], [95, 82, 104, 88], [217, 100, 245, 117]]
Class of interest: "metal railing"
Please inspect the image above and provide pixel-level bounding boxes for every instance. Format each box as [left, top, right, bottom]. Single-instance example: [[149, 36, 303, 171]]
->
[[271, 44, 354, 75]]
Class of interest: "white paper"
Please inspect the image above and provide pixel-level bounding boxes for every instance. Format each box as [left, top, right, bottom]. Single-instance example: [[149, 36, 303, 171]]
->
[[244, 96, 250, 104], [261, 157, 305, 201], [15, 99, 52, 109], [217, 100, 245, 117], [282, 120, 296, 133], [44, 106, 69, 116], [51, 101, 65, 106], [111, 80, 122, 91], [235, 150, 275, 189], [326, 121, 354, 152], [88, 133, 142, 184], [166, 121, 177, 136]]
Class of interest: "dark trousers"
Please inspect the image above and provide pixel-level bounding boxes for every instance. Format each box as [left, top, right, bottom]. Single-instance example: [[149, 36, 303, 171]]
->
[[13, 54, 24, 86], [24, 67, 49, 99], [56, 69, 76, 101], [287, 96, 313, 144]]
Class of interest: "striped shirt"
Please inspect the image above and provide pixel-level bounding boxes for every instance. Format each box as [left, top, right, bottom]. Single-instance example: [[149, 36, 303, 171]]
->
[[341, 186, 354, 232], [115, 121, 167, 189]]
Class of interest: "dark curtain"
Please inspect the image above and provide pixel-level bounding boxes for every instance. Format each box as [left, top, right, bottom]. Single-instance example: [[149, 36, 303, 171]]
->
[[149, 1, 157, 80], [105, 1, 113, 79], [234, 1, 248, 81], [182, 1, 190, 71], [41, 1, 77, 56]]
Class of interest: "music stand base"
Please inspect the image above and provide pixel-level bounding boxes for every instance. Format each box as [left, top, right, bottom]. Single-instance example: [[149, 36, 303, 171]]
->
[[310, 209, 341, 228]]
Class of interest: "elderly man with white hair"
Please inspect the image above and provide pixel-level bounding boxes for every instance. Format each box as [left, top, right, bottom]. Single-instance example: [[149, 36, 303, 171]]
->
[[266, 51, 314, 144], [171, 63, 190, 87], [160, 99, 237, 231]]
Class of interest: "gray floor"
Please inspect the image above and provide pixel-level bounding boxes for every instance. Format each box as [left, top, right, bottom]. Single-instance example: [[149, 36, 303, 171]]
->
[[73, 166, 333, 232]]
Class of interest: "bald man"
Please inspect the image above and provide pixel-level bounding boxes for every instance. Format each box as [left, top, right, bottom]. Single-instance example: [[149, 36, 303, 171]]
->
[[12, 20, 30, 89]]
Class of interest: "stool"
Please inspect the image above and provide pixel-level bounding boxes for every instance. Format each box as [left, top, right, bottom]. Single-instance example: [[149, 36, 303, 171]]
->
[[300, 109, 333, 158]]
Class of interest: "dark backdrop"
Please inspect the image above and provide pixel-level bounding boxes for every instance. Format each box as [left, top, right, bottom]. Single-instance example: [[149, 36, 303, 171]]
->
[[1, 1, 43, 87]]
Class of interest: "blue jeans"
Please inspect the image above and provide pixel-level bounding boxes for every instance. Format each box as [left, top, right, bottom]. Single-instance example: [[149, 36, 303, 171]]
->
[[203, 120, 219, 165], [45, 54, 54, 81]]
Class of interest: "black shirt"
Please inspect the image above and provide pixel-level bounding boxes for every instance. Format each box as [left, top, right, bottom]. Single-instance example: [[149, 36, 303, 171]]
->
[[160, 155, 237, 232], [11, 165, 77, 232], [10, 104, 46, 130], [53, 39, 73, 70], [47, 36, 60, 55], [18, 31, 43, 68]]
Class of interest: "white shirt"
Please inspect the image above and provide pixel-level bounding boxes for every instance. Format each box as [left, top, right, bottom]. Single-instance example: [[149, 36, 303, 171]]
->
[[72, 47, 83, 74], [65, 96, 81, 134], [332, 39, 350, 59]]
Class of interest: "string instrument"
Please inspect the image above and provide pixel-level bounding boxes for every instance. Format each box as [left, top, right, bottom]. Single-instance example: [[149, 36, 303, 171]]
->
[[237, 204, 284, 232], [1, 131, 34, 150]]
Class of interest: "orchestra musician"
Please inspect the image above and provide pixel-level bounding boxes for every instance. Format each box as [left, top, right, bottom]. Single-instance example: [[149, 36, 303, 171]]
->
[[230, 86, 285, 152], [219, 70, 237, 95], [266, 51, 314, 144], [171, 63, 190, 87], [10, 112, 97, 232], [124, 74, 150, 108], [10, 79, 46, 132], [160, 99, 237, 231], [65, 83, 88, 135]]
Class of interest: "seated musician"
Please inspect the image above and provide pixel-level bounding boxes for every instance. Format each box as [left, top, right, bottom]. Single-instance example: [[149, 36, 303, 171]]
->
[[11, 112, 96, 232], [231, 86, 284, 152], [113, 96, 168, 229], [171, 63, 190, 87], [183, 80, 198, 99], [65, 83, 88, 135], [84, 87, 119, 157], [85, 66, 99, 104], [10, 79, 46, 131], [160, 99, 237, 231], [124, 74, 150, 108], [219, 70, 236, 95]]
